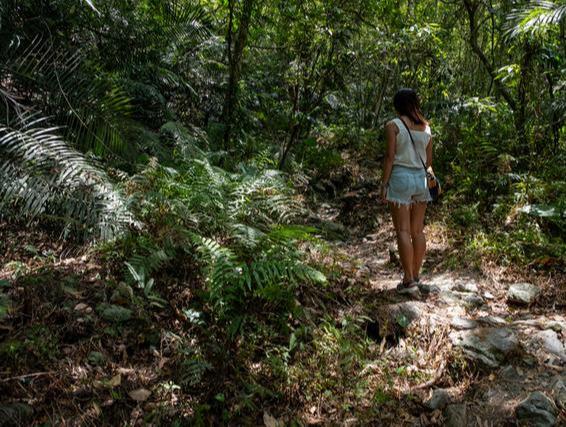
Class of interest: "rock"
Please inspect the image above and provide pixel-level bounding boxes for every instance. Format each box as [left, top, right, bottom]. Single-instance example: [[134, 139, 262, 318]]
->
[[440, 291, 462, 305], [417, 283, 441, 295], [483, 291, 495, 300], [451, 328, 520, 368], [534, 330, 566, 362], [97, 304, 132, 323], [477, 316, 508, 327], [515, 391, 557, 427], [507, 283, 540, 305], [443, 404, 467, 427], [500, 365, 521, 380], [463, 293, 485, 309], [426, 388, 452, 410], [552, 377, 566, 410], [545, 321, 565, 333], [451, 317, 478, 330], [375, 302, 424, 337], [453, 283, 479, 293]]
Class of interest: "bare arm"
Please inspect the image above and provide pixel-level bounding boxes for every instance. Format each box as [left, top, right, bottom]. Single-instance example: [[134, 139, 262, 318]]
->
[[381, 121, 397, 200], [426, 136, 433, 169]]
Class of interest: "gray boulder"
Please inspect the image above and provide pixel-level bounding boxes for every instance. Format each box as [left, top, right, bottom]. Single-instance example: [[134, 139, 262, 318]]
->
[[451, 317, 478, 330], [552, 377, 566, 410], [515, 391, 557, 427], [451, 328, 520, 368], [507, 283, 540, 304], [425, 388, 452, 410], [534, 330, 566, 362]]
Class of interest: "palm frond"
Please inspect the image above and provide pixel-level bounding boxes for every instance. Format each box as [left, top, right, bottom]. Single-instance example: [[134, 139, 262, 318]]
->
[[0, 114, 136, 240], [506, 1, 566, 38], [7, 37, 134, 159], [161, 0, 213, 45], [83, 0, 101, 15]]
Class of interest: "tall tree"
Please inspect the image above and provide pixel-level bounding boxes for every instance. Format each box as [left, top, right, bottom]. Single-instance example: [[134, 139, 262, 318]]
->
[[221, 0, 255, 148]]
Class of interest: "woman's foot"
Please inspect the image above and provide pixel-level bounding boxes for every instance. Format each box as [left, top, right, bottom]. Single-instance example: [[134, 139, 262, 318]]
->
[[415, 277, 440, 295], [396, 280, 418, 295]]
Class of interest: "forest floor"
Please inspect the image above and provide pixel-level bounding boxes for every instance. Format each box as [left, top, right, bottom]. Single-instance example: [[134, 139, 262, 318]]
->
[[0, 188, 565, 425], [308, 190, 566, 426]]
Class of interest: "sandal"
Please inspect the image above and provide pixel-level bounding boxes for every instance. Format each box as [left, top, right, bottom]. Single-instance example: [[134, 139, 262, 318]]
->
[[396, 280, 418, 294]]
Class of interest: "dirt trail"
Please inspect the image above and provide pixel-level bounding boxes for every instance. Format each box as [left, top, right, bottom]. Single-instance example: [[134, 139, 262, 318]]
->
[[318, 197, 566, 426]]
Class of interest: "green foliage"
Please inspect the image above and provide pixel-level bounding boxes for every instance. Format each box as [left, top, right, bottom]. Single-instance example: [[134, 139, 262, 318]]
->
[[0, 115, 135, 240], [506, 1, 566, 38]]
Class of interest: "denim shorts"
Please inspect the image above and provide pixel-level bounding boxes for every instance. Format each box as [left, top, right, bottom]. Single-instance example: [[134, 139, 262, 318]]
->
[[386, 165, 431, 205]]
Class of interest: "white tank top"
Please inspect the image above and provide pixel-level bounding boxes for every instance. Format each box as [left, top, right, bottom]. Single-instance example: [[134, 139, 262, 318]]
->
[[390, 117, 431, 169]]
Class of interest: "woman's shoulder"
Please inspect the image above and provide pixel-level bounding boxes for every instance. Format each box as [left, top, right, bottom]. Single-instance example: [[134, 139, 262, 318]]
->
[[385, 118, 401, 131]]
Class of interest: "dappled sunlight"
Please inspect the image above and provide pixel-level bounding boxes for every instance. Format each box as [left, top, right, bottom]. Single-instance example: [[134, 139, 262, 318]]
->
[[1, 0, 564, 424]]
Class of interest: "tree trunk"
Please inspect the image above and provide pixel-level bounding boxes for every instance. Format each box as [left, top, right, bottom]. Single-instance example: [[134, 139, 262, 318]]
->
[[462, 0, 532, 150], [221, 0, 254, 149]]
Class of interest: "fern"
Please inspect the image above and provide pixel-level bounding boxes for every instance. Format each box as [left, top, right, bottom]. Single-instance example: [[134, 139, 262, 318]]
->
[[0, 114, 135, 240]]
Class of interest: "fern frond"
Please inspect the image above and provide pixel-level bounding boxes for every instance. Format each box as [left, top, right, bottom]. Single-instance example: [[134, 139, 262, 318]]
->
[[125, 247, 172, 288], [0, 114, 135, 240]]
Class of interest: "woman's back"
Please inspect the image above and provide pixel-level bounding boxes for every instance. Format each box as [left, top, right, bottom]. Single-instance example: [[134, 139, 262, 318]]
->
[[389, 117, 430, 169]]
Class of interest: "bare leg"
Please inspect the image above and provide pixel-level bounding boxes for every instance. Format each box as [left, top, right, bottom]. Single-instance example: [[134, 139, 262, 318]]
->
[[390, 203, 413, 283], [410, 202, 427, 280]]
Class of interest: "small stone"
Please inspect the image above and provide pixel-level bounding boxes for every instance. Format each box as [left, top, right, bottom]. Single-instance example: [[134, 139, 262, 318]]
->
[[451, 317, 478, 330], [534, 330, 566, 362], [500, 365, 520, 380], [426, 388, 452, 410], [463, 293, 484, 309], [515, 391, 557, 427], [440, 291, 461, 305], [477, 316, 507, 327], [507, 283, 540, 304], [443, 404, 467, 427], [552, 377, 566, 410], [483, 291, 495, 300], [453, 283, 479, 293], [418, 284, 441, 295]]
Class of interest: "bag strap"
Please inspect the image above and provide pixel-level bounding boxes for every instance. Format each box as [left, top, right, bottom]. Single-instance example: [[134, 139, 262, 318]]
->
[[398, 117, 427, 172]]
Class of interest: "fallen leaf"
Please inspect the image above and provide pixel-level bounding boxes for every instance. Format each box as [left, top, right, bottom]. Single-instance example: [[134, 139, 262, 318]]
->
[[108, 374, 121, 387], [129, 388, 151, 402]]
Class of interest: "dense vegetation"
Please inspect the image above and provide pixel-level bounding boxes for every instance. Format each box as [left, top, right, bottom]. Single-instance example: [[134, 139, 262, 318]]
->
[[0, 0, 564, 424]]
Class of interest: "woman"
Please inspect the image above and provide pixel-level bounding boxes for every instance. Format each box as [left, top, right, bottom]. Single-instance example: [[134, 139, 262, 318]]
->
[[380, 88, 432, 294]]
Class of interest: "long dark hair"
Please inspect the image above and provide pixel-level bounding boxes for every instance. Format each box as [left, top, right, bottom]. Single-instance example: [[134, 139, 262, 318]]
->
[[393, 88, 427, 125]]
